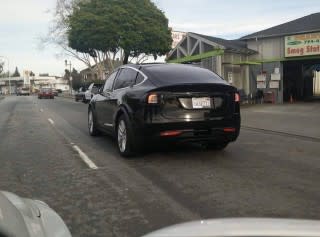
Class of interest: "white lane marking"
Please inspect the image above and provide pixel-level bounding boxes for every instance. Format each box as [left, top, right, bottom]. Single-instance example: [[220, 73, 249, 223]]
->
[[72, 145, 98, 170], [48, 118, 55, 125]]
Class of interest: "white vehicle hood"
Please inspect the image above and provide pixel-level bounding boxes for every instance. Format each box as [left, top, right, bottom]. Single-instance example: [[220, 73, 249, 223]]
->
[[0, 191, 71, 237], [143, 218, 320, 237]]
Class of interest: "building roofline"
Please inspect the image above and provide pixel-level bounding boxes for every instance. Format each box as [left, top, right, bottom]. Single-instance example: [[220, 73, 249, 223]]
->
[[240, 12, 320, 40], [241, 29, 320, 40]]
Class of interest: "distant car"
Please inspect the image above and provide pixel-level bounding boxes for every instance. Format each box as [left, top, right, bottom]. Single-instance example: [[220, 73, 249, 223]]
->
[[75, 87, 87, 102], [84, 83, 103, 103], [56, 89, 63, 93], [17, 87, 30, 96], [0, 191, 71, 237], [88, 64, 240, 157], [38, 88, 54, 99], [52, 89, 59, 96]]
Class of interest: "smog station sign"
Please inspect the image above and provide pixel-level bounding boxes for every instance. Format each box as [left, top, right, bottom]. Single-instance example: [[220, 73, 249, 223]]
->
[[285, 32, 320, 57]]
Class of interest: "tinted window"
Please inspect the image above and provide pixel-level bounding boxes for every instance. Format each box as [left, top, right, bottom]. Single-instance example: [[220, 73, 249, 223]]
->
[[113, 68, 138, 90], [103, 71, 118, 92], [143, 64, 226, 87], [135, 73, 145, 85]]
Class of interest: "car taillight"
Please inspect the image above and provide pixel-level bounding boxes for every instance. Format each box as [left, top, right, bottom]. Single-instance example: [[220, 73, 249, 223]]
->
[[147, 93, 158, 104], [235, 93, 240, 102], [224, 127, 236, 132], [160, 130, 182, 137]]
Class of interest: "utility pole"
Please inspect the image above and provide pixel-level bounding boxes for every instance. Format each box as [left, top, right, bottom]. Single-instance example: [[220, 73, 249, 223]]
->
[[65, 60, 72, 95]]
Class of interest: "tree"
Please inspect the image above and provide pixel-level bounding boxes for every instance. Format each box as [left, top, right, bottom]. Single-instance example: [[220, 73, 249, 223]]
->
[[71, 68, 82, 90], [63, 68, 82, 90], [0, 61, 9, 78], [66, 0, 171, 73], [0, 62, 3, 74], [63, 69, 71, 81], [12, 67, 20, 77], [41, 0, 97, 75]]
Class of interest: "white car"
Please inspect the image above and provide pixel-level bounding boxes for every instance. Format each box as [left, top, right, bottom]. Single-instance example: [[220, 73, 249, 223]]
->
[[0, 191, 71, 237], [84, 83, 103, 103], [143, 218, 320, 237]]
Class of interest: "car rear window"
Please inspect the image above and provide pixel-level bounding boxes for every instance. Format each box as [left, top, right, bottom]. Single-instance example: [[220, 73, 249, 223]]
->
[[142, 64, 226, 87], [135, 73, 145, 85]]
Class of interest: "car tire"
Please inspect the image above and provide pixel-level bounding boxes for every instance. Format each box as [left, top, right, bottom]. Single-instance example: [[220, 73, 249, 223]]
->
[[75, 98, 79, 102], [38, 96, 42, 99], [207, 142, 229, 151], [116, 114, 138, 157], [88, 108, 100, 136]]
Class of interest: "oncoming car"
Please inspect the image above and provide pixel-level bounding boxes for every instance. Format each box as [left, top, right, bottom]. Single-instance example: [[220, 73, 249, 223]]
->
[[17, 87, 30, 96], [38, 88, 54, 99], [88, 63, 240, 157]]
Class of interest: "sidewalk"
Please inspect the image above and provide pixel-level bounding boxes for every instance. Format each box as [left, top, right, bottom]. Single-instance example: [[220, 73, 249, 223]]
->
[[241, 102, 320, 139]]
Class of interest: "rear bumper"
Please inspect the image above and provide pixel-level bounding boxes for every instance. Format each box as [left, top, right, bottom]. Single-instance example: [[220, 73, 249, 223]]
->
[[133, 115, 240, 143]]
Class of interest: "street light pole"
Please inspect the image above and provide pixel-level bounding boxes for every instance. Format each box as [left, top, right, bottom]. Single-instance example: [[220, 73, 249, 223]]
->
[[65, 60, 72, 95], [0, 56, 11, 95]]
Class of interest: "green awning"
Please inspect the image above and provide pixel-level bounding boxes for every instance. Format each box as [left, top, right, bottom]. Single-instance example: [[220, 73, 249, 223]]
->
[[167, 49, 224, 63], [232, 61, 261, 65], [232, 55, 320, 65]]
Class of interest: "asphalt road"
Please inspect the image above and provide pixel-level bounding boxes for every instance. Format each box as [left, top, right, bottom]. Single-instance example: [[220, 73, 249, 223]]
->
[[0, 95, 320, 237]]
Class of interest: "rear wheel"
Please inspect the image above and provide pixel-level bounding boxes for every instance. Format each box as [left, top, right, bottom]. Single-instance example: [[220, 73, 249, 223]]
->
[[207, 142, 229, 151], [88, 109, 100, 136], [116, 114, 138, 157]]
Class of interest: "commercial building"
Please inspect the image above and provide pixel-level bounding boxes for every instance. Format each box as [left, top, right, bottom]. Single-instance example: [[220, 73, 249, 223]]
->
[[0, 73, 69, 94], [167, 13, 320, 103]]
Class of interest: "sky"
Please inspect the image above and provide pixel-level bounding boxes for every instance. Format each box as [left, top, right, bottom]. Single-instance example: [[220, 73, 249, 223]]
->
[[0, 0, 319, 76]]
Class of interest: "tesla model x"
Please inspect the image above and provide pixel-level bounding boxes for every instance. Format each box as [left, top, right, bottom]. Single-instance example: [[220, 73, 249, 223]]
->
[[88, 63, 240, 157]]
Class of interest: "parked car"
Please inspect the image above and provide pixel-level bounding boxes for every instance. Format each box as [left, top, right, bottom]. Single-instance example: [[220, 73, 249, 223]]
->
[[38, 88, 54, 99], [52, 89, 59, 96], [0, 190, 71, 237], [88, 64, 241, 157], [75, 87, 87, 102], [17, 87, 30, 96], [84, 83, 103, 103]]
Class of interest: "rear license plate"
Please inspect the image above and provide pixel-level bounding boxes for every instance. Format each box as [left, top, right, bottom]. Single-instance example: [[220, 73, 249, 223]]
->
[[192, 97, 211, 109]]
